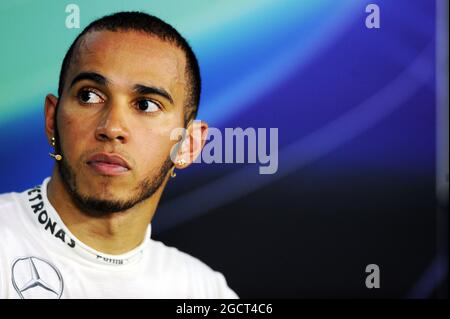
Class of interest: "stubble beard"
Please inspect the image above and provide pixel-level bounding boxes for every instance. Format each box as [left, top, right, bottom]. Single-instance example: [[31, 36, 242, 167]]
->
[[56, 153, 173, 217]]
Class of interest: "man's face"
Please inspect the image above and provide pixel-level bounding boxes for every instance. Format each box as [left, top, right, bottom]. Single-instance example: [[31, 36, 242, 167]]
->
[[54, 30, 187, 214]]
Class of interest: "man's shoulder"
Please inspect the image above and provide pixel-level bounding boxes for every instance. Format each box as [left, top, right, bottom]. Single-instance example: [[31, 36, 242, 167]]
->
[[0, 191, 25, 234], [0, 191, 16, 205], [0, 186, 34, 228], [148, 239, 214, 272], [0, 181, 44, 217], [0, 191, 19, 215], [147, 239, 238, 298]]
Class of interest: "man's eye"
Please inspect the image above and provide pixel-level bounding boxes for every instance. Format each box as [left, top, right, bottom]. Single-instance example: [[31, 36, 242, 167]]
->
[[136, 99, 160, 113], [78, 90, 103, 104]]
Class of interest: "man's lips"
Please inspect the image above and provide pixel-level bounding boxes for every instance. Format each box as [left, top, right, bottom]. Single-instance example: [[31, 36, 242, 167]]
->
[[86, 153, 131, 176]]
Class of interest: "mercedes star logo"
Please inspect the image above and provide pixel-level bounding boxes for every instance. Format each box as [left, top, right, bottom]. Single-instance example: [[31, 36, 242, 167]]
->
[[11, 256, 64, 299]]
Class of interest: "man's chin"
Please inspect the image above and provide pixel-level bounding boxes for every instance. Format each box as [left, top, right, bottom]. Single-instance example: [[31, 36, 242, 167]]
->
[[67, 181, 136, 215], [71, 193, 139, 216], [79, 186, 132, 202], [79, 173, 130, 193]]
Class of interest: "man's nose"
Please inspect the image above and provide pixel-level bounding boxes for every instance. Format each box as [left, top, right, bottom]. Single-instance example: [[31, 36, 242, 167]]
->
[[95, 102, 130, 144]]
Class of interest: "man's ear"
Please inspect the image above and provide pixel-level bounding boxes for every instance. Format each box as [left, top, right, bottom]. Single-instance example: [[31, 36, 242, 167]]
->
[[44, 94, 59, 143], [174, 120, 208, 170]]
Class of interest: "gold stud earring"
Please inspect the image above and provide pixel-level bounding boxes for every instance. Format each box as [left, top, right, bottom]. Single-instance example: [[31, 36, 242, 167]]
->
[[170, 159, 187, 179], [176, 159, 186, 166], [49, 136, 62, 161]]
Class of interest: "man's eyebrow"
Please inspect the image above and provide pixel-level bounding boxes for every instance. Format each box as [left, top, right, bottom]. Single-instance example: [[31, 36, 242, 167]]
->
[[133, 84, 174, 105], [70, 72, 108, 88]]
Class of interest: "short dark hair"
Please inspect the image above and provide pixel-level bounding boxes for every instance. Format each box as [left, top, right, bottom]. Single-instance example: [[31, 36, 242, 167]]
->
[[58, 11, 201, 123]]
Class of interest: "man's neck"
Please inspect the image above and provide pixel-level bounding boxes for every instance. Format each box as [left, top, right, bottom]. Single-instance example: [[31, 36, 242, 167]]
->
[[46, 169, 163, 255]]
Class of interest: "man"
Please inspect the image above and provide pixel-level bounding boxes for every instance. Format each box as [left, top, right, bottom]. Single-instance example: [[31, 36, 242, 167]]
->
[[0, 11, 237, 299]]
